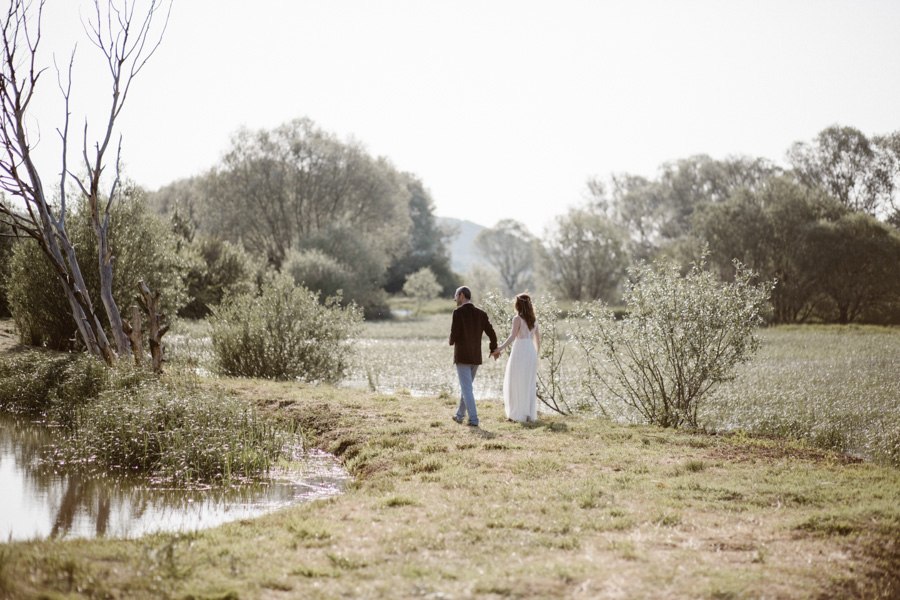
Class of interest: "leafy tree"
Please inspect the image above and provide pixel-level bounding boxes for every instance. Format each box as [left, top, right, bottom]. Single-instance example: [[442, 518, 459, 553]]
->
[[149, 176, 210, 235], [293, 221, 391, 318], [539, 204, 629, 302], [385, 176, 457, 295], [402, 267, 442, 316], [7, 188, 191, 349], [474, 219, 535, 294], [692, 176, 846, 323], [463, 263, 502, 301], [600, 155, 780, 261], [283, 248, 352, 302], [802, 213, 900, 324], [5, 240, 73, 349], [569, 255, 773, 428], [0, 219, 15, 317], [199, 118, 410, 316], [599, 174, 665, 263], [203, 118, 411, 269], [787, 125, 899, 217], [180, 236, 257, 319]]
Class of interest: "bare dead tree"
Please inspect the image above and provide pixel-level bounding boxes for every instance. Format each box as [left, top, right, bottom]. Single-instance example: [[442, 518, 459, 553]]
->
[[0, 0, 171, 363]]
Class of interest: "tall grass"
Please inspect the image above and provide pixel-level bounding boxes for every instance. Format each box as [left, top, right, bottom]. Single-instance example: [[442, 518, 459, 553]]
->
[[68, 383, 297, 482], [702, 325, 900, 466], [0, 351, 299, 483], [344, 317, 900, 466]]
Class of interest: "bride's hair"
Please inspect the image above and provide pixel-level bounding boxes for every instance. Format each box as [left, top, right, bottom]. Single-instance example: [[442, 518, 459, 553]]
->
[[514, 294, 536, 330]]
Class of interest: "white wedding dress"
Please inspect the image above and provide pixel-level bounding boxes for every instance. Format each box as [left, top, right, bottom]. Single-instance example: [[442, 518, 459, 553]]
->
[[500, 315, 539, 423]]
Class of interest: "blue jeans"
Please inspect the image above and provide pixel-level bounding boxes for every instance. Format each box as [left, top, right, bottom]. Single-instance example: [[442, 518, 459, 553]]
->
[[455, 363, 479, 425]]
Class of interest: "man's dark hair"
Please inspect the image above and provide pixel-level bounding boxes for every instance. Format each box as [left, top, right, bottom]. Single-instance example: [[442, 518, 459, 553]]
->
[[456, 286, 472, 300]]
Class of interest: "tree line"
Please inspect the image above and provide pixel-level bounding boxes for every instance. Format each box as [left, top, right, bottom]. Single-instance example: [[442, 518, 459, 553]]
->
[[0, 113, 461, 349], [149, 117, 458, 318], [1, 0, 455, 355], [3, 0, 898, 364], [474, 125, 900, 325]]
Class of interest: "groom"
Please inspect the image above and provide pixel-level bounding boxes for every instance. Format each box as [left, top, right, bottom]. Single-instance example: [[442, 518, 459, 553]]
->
[[449, 286, 498, 427]]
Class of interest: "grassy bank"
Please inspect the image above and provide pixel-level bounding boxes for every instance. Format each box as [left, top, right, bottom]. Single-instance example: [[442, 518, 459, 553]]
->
[[1, 377, 898, 599], [0, 352, 297, 483]]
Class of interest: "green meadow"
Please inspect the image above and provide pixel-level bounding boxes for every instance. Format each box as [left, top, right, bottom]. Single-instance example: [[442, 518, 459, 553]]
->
[[333, 315, 900, 468], [1, 317, 898, 598]]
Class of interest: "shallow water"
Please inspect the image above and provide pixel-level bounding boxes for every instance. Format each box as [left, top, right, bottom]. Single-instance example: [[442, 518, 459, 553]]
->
[[0, 414, 348, 542]]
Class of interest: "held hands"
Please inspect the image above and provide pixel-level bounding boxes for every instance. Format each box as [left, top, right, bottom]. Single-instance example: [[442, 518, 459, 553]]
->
[[490, 349, 501, 360]]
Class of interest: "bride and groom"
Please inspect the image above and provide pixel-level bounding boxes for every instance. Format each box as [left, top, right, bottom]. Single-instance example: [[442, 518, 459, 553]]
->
[[449, 286, 540, 427]]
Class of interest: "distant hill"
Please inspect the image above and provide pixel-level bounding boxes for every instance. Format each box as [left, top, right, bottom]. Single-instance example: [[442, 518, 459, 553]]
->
[[438, 217, 486, 275]]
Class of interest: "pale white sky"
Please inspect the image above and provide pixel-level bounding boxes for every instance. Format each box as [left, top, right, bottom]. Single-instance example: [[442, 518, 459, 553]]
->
[[27, 0, 900, 235]]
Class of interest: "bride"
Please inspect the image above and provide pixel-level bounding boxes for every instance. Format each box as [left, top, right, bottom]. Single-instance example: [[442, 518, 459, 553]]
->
[[492, 294, 540, 423]]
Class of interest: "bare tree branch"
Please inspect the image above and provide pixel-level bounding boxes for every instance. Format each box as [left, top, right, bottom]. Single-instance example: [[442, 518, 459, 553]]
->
[[0, 0, 171, 363]]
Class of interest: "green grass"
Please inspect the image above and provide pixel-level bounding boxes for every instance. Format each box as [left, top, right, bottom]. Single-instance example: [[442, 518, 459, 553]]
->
[[3, 319, 899, 597], [1, 375, 898, 598], [0, 351, 298, 483], [342, 318, 900, 466], [703, 325, 900, 466], [346, 319, 900, 465]]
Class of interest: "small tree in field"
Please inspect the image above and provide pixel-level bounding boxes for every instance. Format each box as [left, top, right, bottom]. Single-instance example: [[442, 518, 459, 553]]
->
[[402, 267, 441, 316], [569, 255, 773, 428]]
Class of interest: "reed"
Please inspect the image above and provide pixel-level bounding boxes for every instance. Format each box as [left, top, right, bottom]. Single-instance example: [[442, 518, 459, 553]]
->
[[65, 382, 298, 482], [0, 351, 299, 483]]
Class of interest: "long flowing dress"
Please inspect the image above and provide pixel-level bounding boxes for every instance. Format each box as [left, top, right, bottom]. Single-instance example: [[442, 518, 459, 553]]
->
[[499, 315, 539, 422]]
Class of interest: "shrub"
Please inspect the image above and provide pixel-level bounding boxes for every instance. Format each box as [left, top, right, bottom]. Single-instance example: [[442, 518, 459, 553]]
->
[[70, 382, 295, 482], [5, 241, 75, 348], [0, 352, 84, 414], [5, 186, 191, 350], [181, 236, 256, 318], [283, 246, 391, 320], [283, 248, 352, 301], [568, 255, 773, 428], [0, 220, 16, 317], [0, 351, 151, 419], [209, 272, 361, 381]]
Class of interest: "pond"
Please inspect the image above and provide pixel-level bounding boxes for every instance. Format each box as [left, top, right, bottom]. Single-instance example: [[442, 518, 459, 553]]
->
[[0, 413, 349, 542]]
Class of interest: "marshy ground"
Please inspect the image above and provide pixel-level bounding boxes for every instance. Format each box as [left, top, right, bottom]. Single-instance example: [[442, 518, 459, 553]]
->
[[1, 315, 899, 598]]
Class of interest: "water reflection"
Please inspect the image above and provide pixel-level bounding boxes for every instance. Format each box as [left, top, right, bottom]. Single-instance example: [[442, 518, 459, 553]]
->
[[0, 414, 348, 542]]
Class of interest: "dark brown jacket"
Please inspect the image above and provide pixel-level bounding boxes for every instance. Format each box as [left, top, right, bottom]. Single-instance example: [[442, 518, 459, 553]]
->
[[449, 302, 498, 365]]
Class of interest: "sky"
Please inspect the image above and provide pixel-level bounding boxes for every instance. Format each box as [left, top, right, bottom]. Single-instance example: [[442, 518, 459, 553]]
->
[[25, 0, 900, 235]]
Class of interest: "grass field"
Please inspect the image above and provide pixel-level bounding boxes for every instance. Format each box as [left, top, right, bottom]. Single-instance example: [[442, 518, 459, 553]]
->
[[704, 325, 900, 467], [167, 315, 900, 466], [335, 315, 900, 467], [5, 316, 892, 598], [1, 374, 898, 598]]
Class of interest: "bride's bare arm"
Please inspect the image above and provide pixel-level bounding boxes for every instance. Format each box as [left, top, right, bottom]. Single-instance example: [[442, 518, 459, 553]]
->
[[496, 315, 521, 353], [535, 324, 541, 355]]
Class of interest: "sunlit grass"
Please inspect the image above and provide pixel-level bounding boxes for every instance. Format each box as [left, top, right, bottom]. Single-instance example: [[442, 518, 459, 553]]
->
[[703, 325, 900, 466], [2, 354, 899, 598], [349, 318, 900, 466]]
